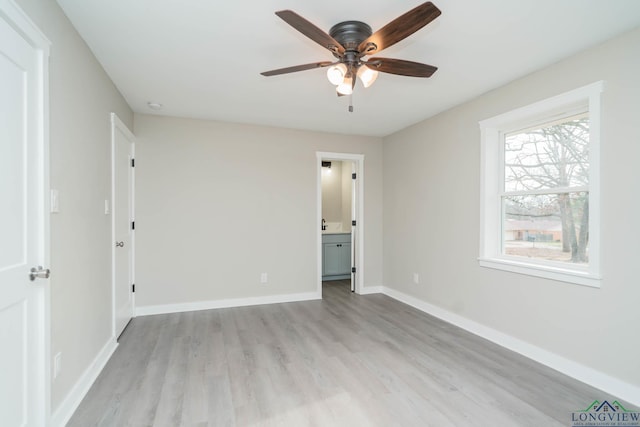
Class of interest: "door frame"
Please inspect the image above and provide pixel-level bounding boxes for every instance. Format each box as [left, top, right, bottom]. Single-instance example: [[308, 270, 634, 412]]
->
[[316, 152, 364, 295], [110, 113, 135, 338], [0, 0, 51, 423]]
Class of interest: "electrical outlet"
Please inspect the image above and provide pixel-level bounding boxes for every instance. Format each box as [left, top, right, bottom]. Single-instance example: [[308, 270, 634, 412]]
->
[[53, 352, 62, 379], [260, 273, 268, 284], [413, 273, 420, 284]]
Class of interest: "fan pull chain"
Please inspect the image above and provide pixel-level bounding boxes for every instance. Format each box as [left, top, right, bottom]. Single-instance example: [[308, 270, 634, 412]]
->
[[349, 94, 354, 113]]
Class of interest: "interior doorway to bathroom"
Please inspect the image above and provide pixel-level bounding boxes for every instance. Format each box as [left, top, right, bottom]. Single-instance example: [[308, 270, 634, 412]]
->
[[316, 152, 364, 296]]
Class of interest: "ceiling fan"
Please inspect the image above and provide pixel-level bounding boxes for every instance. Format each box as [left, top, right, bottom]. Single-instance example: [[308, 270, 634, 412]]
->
[[261, 2, 441, 105]]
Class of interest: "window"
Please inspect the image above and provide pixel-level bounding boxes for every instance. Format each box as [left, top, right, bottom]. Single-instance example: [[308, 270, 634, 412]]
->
[[479, 82, 603, 287]]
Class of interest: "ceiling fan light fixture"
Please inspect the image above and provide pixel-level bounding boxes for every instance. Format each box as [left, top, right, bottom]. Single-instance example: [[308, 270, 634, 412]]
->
[[326, 63, 347, 85], [336, 75, 354, 95], [357, 65, 379, 88], [262, 2, 442, 106]]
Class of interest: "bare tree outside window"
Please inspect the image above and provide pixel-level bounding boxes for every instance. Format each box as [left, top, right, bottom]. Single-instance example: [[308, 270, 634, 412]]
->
[[502, 114, 589, 264]]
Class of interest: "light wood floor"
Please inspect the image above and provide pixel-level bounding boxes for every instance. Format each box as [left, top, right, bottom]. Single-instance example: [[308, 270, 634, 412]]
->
[[68, 281, 628, 426]]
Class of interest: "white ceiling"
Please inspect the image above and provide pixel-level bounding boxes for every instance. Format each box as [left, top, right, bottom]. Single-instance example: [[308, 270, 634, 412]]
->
[[56, 0, 640, 137]]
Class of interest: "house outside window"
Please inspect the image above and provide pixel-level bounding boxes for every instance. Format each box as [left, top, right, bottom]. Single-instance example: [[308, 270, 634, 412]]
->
[[478, 82, 603, 287]]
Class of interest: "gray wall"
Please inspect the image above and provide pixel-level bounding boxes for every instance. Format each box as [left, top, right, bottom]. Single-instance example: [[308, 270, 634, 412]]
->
[[322, 160, 343, 223], [134, 115, 384, 307], [383, 28, 640, 387], [321, 160, 353, 228], [16, 0, 133, 412]]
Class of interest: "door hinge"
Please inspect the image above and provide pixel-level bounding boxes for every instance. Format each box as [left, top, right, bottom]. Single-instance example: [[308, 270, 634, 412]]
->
[[132, 284, 135, 293], [352, 220, 356, 226], [131, 221, 135, 230], [352, 173, 356, 180], [131, 158, 135, 167], [351, 267, 356, 273]]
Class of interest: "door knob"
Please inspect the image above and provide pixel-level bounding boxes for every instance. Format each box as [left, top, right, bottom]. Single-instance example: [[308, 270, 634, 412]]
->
[[29, 266, 50, 281], [115, 241, 124, 247]]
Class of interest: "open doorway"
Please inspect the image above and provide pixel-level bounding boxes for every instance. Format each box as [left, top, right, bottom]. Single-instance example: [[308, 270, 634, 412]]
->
[[316, 152, 364, 297]]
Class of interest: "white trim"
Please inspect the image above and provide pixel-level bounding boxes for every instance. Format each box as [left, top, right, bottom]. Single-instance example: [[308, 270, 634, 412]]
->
[[358, 285, 383, 295], [135, 291, 321, 317], [479, 81, 604, 129], [380, 286, 640, 407], [479, 81, 604, 286], [350, 160, 356, 292], [316, 152, 365, 296], [478, 258, 601, 288], [0, 0, 51, 54], [0, 1, 52, 424], [50, 338, 118, 427]]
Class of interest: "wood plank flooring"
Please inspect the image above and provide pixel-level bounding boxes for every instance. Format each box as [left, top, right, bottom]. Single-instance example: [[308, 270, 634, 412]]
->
[[68, 281, 633, 426]]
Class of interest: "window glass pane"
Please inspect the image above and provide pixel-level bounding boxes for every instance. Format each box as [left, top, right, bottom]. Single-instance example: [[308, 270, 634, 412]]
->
[[504, 115, 589, 192], [503, 192, 589, 265]]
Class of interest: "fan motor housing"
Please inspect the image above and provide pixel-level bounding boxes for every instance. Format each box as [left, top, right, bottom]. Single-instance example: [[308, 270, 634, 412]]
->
[[329, 21, 372, 51]]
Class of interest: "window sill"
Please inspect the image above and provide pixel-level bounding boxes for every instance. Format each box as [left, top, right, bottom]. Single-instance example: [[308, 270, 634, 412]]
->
[[478, 257, 601, 288]]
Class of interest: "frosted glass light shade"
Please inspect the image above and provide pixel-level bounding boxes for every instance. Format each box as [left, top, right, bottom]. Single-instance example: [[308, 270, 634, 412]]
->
[[326, 63, 348, 85], [357, 65, 379, 88], [336, 76, 353, 95]]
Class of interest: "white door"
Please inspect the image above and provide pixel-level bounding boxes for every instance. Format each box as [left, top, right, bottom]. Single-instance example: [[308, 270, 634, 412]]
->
[[350, 161, 357, 292], [0, 4, 50, 425], [111, 114, 135, 338]]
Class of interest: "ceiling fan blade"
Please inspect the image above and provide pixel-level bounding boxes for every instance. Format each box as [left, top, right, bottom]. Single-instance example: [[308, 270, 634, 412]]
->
[[358, 2, 441, 55], [275, 10, 345, 56], [261, 61, 334, 77], [367, 57, 437, 77]]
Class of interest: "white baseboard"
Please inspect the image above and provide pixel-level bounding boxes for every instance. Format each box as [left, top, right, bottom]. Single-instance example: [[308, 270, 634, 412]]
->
[[381, 286, 640, 407], [136, 291, 321, 317], [50, 336, 118, 427], [358, 285, 383, 295]]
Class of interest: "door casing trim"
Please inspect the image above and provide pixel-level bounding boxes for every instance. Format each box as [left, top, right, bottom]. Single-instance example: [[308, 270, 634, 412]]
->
[[316, 152, 365, 296]]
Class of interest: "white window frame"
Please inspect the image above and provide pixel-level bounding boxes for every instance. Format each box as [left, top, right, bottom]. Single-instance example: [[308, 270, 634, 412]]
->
[[478, 81, 603, 287]]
